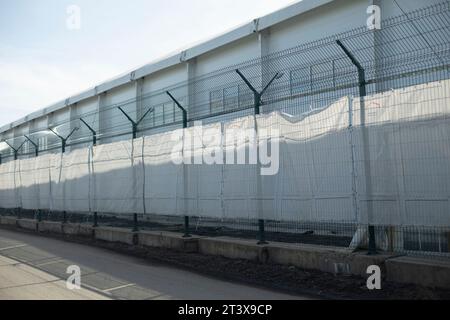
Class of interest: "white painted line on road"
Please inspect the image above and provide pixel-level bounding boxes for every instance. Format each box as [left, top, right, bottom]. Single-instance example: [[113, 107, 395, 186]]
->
[[0, 244, 27, 251], [103, 283, 136, 293], [81, 283, 115, 299]]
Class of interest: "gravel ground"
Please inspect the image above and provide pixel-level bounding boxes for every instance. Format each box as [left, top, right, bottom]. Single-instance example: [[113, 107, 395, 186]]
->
[[1, 225, 450, 300]]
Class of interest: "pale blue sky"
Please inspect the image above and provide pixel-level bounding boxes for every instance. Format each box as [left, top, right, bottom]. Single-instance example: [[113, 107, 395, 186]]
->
[[0, 0, 297, 127]]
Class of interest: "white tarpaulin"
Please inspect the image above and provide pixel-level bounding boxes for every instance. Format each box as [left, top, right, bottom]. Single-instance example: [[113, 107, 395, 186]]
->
[[18, 156, 39, 210], [49, 148, 91, 212], [352, 80, 450, 227], [0, 160, 18, 208], [0, 79, 449, 229], [90, 139, 143, 214], [143, 130, 180, 216], [35, 154, 52, 210]]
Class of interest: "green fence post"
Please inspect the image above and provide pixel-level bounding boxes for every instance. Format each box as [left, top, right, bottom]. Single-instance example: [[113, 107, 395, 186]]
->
[[183, 216, 191, 238], [258, 219, 268, 245], [132, 213, 139, 232], [93, 212, 98, 228]]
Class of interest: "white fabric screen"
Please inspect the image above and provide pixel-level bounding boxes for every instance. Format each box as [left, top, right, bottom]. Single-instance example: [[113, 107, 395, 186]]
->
[[0, 79, 449, 229]]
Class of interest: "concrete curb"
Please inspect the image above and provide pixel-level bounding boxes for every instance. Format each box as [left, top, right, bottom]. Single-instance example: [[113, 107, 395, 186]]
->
[[94, 226, 136, 245], [386, 256, 450, 289], [139, 230, 199, 253], [198, 237, 269, 263], [16, 219, 38, 232], [267, 242, 393, 277], [0, 216, 17, 226], [38, 221, 63, 234]]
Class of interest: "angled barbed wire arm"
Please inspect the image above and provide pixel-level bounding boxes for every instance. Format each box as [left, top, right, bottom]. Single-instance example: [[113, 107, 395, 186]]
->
[[24, 135, 39, 157], [3, 140, 16, 152], [79, 118, 97, 146], [336, 40, 366, 96], [235, 69, 258, 95], [166, 91, 188, 128], [16, 139, 27, 153], [65, 127, 79, 141], [336, 39, 376, 255], [13, 139, 27, 160], [260, 72, 282, 98], [236, 69, 283, 115], [49, 127, 69, 153], [336, 40, 363, 70], [118, 106, 137, 125], [61, 126, 80, 151], [118, 106, 138, 139], [136, 106, 155, 126], [236, 69, 261, 115], [48, 127, 64, 141], [2, 140, 19, 160]]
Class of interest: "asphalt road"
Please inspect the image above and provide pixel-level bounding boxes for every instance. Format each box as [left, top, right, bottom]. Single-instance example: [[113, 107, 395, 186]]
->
[[0, 229, 306, 300]]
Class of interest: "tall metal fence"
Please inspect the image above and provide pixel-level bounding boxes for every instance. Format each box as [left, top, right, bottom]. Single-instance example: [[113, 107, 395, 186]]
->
[[1, 2, 450, 257]]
